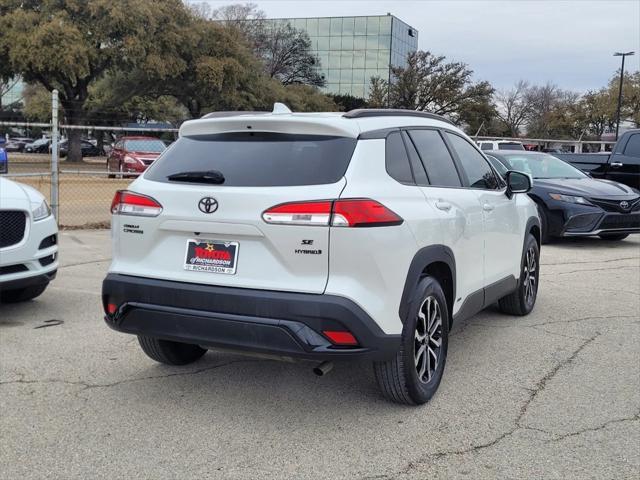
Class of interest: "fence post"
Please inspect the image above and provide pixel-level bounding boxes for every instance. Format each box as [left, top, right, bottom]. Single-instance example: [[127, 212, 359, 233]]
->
[[51, 89, 59, 224]]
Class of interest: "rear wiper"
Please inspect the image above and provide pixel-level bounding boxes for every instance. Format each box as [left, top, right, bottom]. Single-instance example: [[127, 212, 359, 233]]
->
[[167, 170, 225, 184]]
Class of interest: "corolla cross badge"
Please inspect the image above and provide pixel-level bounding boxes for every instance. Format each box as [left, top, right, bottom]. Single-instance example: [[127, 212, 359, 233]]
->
[[620, 201, 629, 210], [198, 197, 218, 214]]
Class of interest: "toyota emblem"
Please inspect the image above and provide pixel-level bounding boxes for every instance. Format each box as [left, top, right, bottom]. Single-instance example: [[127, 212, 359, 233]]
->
[[198, 197, 218, 214], [620, 201, 629, 210]]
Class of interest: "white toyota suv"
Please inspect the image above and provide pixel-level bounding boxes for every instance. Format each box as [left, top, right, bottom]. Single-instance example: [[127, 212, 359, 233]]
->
[[0, 177, 58, 302], [102, 107, 540, 404]]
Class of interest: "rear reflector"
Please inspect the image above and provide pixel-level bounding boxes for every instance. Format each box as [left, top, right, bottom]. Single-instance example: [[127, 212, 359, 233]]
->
[[111, 190, 162, 217], [262, 199, 402, 228], [106, 303, 118, 315], [322, 330, 359, 346]]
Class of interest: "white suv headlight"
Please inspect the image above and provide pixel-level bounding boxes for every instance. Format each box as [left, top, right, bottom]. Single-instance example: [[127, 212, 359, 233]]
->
[[32, 199, 52, 221]]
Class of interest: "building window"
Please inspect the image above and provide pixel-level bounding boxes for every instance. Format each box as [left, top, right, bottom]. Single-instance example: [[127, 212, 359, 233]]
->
[[330, 17, 343, 35], [318, 18, 330, 36], [366, 16, 380, 35]]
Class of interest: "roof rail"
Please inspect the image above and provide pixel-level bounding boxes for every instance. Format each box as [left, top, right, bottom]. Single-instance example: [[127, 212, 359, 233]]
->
[[201, 111, 269, 119], [343, 109, 455, 126]]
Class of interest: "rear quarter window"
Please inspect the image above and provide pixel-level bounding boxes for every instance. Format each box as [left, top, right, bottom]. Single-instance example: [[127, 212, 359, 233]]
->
[[145, 132, 357, 186], [385, 131, 414, 184]]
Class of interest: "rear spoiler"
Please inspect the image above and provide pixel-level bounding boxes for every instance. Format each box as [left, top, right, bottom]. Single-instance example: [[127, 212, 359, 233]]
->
[[180, 115, 360, 139]]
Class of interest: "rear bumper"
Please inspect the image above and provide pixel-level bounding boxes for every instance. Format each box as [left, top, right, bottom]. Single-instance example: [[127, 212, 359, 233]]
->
[[102, 274, 400, 361]]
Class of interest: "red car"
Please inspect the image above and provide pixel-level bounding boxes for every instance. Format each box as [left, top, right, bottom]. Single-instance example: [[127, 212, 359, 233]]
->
[[107, 136, 167, 178]]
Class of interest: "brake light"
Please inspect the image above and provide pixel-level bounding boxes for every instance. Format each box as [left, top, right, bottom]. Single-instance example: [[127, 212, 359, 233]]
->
[[331, 199, 403, 227], [111, 190, 162, 217], [262, 199, 402, 227], [322, 330, 359, 346]]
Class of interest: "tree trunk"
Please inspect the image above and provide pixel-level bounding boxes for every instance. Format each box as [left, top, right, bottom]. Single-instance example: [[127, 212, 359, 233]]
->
[[63, 103, 85, 163], [96, 130, 104, 155]]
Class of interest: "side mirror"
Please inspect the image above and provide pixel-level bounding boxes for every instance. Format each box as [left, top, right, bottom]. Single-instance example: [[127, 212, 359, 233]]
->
[[505, 170, 532, 199]]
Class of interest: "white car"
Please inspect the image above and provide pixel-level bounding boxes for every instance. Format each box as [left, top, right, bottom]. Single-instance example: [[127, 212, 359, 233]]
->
[[477, 140, 525, 151], [102, 106, 540, 405], [0, 177, 58, 302]]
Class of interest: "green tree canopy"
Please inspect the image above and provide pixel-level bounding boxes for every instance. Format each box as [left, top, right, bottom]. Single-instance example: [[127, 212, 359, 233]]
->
[[0, 0, 194, 160]]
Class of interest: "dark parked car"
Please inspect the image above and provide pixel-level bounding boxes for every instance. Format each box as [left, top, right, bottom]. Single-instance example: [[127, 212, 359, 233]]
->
[[24, 138, 50, 153], [107, 136, 167, 177], [57, 139, 103, 157], [486, 151, 640, 243], [554, 129, 640, 189]]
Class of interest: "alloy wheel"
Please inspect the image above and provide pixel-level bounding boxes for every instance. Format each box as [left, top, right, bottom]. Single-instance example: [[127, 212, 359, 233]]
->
[[414, 296, 443, 384], [523, 246, 537, 305]]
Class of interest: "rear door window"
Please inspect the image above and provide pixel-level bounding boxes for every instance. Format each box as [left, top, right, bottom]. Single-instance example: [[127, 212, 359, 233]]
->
[[408, 130, 462, 187], [146, 132, 357, 186], [385, 131, 414, 184]]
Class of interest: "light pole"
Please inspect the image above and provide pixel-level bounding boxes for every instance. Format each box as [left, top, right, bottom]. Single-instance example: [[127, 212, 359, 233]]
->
[[613, 51, 635, 140]]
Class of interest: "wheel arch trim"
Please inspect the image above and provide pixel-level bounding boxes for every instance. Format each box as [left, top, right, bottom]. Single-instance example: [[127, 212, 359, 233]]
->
[[399, 245, 456, 326]]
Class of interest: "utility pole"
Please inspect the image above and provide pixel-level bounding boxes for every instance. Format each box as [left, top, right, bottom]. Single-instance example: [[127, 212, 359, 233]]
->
[[613, 51, 635, 140], [51, 89, 59, 223]]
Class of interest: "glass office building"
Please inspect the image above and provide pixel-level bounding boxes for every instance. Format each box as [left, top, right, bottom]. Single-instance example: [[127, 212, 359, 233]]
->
[[264, 15, 418, 98]]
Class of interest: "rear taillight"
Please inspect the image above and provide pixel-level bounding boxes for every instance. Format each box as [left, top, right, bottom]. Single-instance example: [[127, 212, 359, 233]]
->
[[331, 199, 403, 227], [262, 199, 402, 228], [111, 190, 162, 217], [261, 200, 332, 226]]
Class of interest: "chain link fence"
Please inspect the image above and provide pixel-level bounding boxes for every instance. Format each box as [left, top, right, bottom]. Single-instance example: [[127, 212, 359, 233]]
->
[[1, 120, 177, 228]]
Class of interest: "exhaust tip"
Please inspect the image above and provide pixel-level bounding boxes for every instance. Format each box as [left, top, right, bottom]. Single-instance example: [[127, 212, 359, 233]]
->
[[313, 361, 334, 377]]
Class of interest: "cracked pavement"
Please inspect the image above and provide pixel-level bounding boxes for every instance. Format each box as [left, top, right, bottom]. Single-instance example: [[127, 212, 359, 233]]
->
[[1, 231, 639, 479]]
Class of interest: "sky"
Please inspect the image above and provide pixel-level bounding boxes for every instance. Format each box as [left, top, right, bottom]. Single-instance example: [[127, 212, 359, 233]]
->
[[198, 0, 640, 93]]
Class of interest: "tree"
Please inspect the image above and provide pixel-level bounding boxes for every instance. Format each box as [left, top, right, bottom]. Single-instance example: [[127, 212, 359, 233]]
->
[[329, 94, 368, 112], [157, 17, 263, 117], [0, 0, 194, 162], [367, 76, 388, 108], [252, 23, 325, 87], [369, 51, 495, 124], [210, 4, 324, 87], [495, 81, 533, 137]]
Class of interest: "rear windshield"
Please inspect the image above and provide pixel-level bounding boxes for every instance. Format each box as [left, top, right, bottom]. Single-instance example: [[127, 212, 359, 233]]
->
[[498, 143, 525, 151], [145, 132, 357, 186], [125, 139, 166, 153]]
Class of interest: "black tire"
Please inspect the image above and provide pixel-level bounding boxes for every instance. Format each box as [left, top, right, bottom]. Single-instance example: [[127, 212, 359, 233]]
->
[[373, 276, 449, 405], [0, 284, 48, 303], [598, 233, 629, 241], [536, 204, 551, 244], [499, 234, 539, 316], [107, 161, 115, 179], [137, 336, 207, 365]]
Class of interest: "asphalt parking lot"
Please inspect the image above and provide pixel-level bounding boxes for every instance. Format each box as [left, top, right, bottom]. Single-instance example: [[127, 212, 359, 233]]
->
[[1, 231, 639, 479]]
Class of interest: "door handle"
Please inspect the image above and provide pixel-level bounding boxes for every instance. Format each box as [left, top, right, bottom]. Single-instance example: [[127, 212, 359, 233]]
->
[[610, 162, 623, 168], [435, 201, 452, 211], [483, 203, 495, 212]]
